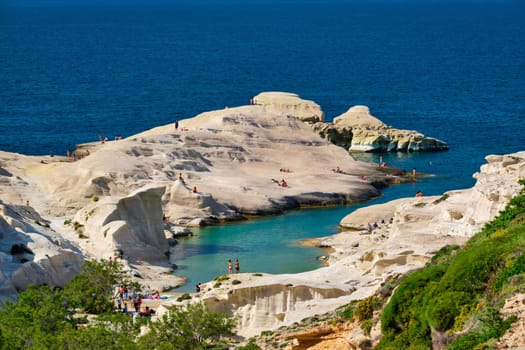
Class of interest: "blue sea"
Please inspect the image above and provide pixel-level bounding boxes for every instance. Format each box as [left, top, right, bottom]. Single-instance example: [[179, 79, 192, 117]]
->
[[1, 1, 524, 291]]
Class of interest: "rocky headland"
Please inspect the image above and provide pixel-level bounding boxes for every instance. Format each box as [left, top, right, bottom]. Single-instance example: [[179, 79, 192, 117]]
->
[[1, 91, 522, 346], [315, 105, 448, 152], [0, 92, 413, 301], [252, 92, 448, 152]]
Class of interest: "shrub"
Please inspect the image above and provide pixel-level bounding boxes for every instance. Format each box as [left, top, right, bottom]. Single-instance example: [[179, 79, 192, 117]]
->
[[138, 302, 236, 349], [338, 304, 354, 320], [360, 319, 374, 335], [433, 194, 449, 205], [214, 274, 230, 282], [355, 296, 381, 321], [176, 293, 192, 302], [232, 279, 242, 285], [493, 251, 525, 291]]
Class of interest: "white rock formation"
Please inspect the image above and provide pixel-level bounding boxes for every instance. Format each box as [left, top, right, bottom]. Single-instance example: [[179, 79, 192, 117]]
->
[[0, 200, 84, 300], [72, 185, 169, 263], [0, 93, 392, 300], [253, 91, 325, 123], [314, 105, 448, 152]]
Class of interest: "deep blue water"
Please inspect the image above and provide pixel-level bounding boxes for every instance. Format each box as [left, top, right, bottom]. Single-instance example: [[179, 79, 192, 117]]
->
[[1, 1, 524, 291]]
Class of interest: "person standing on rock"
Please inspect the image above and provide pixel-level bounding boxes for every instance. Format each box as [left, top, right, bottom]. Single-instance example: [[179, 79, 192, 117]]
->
[[228, 259, 233, 274], [174, 120, 179, 130], [235, 259, 240, 273]]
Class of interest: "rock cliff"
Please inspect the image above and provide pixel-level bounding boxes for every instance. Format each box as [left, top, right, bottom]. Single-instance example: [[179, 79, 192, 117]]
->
[[313, 105, 448, 152]]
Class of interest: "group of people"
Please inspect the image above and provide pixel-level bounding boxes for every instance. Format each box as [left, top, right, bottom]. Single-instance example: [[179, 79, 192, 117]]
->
[[115, 286, 156, 317], [332, 166, 344, 174], [228, 259, 240, 274], [178, 173, 199, 193], [360, 218, 394, 235]]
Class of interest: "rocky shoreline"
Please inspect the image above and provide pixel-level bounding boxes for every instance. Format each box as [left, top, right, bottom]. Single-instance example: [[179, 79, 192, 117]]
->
[[0, 92, 433, 300], [174, 151, 524, 340], [3, 92, 521, 343]]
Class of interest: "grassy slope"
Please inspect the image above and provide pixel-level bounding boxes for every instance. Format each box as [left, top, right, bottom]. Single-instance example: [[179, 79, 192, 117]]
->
[[377, 179, 525, 349]]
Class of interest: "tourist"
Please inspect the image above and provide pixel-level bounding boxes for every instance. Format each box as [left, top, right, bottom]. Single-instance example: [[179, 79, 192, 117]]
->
[[140, 306, 155, 317], [178, 173, 184, 182], [174, 120, 179, 130], [196, 283, 201, 292], [412, 168, 417, 176], [192, 186, 197, 193], [416, 190, 423, 197], [132, 293, 138, 311], [280, 179, 288, 187], [117, 294, 122, 310], [235, 259, 240, 273], [228, 259, 233, 274]]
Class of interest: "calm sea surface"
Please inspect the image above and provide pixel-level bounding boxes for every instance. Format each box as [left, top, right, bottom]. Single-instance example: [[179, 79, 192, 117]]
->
[[1, 1, 524, 291]]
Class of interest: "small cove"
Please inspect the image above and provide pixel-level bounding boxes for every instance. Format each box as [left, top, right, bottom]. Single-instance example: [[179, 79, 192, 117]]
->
[[171, 153, 467, 292]]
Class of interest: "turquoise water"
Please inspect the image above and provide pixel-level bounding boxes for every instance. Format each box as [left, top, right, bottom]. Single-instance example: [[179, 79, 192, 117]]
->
[[172, 153, 450, 292]]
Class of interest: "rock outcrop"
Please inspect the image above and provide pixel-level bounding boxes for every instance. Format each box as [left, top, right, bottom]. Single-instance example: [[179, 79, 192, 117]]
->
[[314, 105, 448, 152], [253, 91, 325, 123], [72, 185, 169, 263], [0, 200, 84, 299], [0, 93, 400, 300]]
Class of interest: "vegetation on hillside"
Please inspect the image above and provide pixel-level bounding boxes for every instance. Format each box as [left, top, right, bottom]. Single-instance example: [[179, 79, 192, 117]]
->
[[0, 259, 236, 349], [377, 179, 525, 349]]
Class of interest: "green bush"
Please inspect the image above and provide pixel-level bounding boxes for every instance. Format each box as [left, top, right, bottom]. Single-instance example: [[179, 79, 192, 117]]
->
[[214, 274, 230, 282], [338, 304, 354, 320], [354, 296, 381, 321], [432, 194, 449, 205], [176, 293, 192, 302], [425, 291, 471, 331], [138, 302, 236, 349], [493, 251, 525, 291], [360, 319, 374, 336]]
